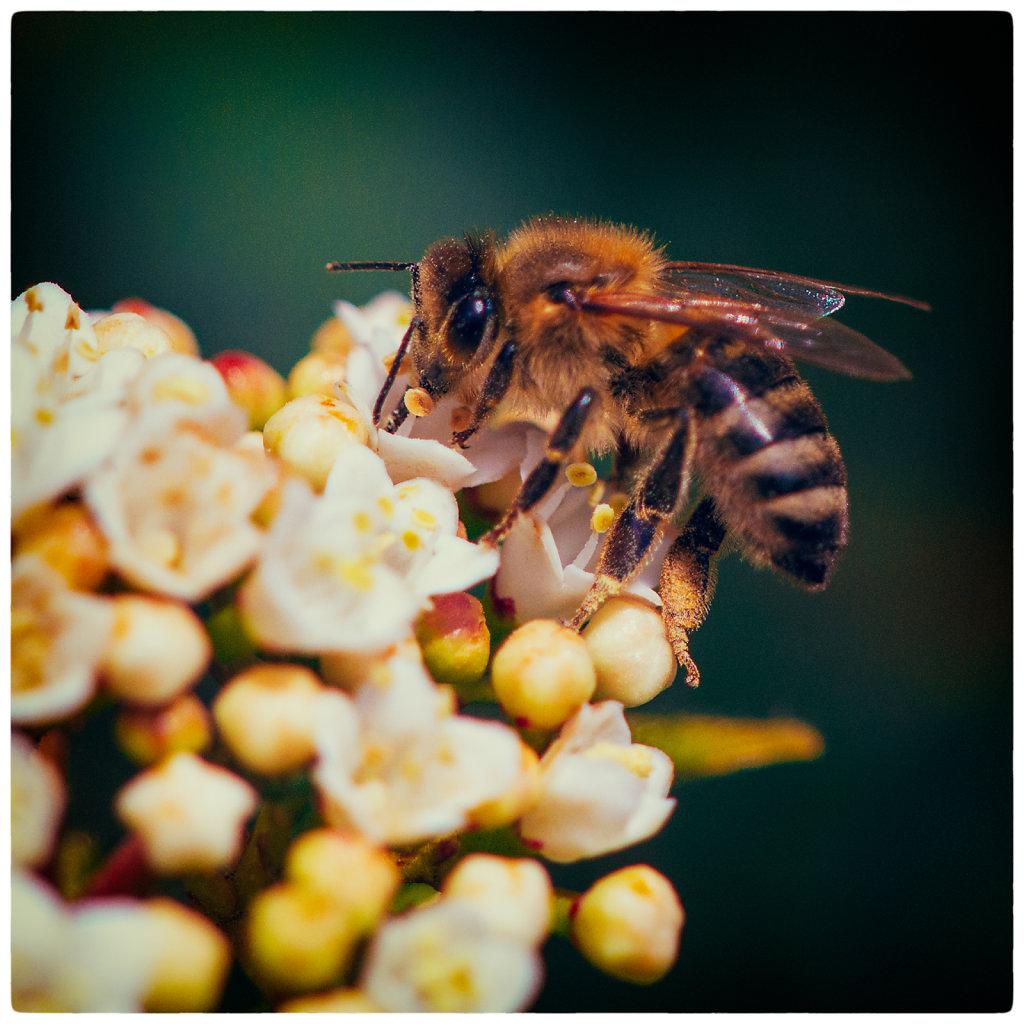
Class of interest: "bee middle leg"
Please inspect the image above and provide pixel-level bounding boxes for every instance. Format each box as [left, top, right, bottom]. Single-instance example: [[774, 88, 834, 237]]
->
[[566, 409, 696, 630], [481, 387, 599, 547]]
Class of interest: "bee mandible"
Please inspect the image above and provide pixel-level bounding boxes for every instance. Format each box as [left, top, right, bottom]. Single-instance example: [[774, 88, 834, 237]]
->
[[327, 217, 928, 686]]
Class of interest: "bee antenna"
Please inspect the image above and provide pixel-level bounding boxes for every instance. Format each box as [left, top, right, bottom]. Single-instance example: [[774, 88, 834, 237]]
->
[[325, 260, 418, 273]]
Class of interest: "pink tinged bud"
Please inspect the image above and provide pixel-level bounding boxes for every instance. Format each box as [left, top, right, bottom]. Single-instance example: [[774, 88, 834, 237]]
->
[[415, 592, 491, 685], [210, 349, 287, 430], [571, 864, 684, 984], [114, 694, 213, 766], [490, 619, 596, 731], [213, 663, 327, 777], [111, 298, 199, 356]]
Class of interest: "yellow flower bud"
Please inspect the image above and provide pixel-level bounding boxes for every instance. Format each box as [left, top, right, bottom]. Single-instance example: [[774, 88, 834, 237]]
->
[[571, 864, 684, 984], [142, 898, 232, 1012], [101, 595, 212, 707], [310, 316, 355, 357], [13, 502, 109, 591], [583, 596, 677, 707], [212, 663, 324, 777], [244, 882, 360, 995], [491, 619, 596, 731], [262, 394, 368, 492], [284, 828, 400, 934], [286, 349, 349, 399]]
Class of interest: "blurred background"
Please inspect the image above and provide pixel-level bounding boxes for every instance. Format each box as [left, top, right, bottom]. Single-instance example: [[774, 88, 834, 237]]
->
[[12, 11, 1011, 1011]]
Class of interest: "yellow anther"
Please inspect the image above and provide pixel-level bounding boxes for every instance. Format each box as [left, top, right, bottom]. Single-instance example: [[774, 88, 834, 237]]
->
[[566, 462, 597, 487], [64, 305, 81, 330], [404, 387, 434, 418], [590, 503, 616, 533], [583, 740, 654, 778], [402, 530, 422, 551], [411, 507, 437, 530]]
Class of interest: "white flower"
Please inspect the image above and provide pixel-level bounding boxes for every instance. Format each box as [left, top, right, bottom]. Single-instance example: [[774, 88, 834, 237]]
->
[[12, 733, 66, 868], [330, 293, 528, 490], [518, 700, 675, 863], [240, 444, 497, 655], [493, 436, 674, 622], [360, 900, 543, 1013], [85, 419, 274, 601], [313, 656, 524, 845], [12, 870, 159, 1012], [115, 752, 258, 874], [441, 854, 554, 947], [11, 556, 115, 726]]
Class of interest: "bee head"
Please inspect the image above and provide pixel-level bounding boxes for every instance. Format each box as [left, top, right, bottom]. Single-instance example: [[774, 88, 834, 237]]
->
[[411, 233, 501, 401]]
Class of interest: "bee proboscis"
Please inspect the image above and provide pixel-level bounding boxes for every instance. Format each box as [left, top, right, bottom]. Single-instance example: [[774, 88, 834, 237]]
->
[[327, 217, 928, 686]]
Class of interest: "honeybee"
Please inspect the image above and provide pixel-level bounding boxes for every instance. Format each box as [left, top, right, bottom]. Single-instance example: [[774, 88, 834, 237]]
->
[[327, 217, 927, 685]]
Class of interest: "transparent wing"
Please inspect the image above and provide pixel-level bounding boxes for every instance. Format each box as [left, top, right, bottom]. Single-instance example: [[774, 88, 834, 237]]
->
[[577, 283, 917, 381]]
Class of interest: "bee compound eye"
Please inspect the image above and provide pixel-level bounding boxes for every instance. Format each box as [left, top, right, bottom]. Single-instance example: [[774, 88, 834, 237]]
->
[[447, 286, 492, 357]]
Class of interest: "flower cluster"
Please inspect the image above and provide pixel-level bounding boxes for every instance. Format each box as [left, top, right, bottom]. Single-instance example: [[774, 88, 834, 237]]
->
[[11, 282, 824, 1011]]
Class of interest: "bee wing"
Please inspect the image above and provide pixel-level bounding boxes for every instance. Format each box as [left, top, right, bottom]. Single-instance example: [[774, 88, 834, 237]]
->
[[662, 262, 930, 315], [582, 281, 916, 381]]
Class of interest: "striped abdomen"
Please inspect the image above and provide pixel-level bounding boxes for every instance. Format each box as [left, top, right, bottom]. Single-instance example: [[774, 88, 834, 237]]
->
[[690, 339, 848, 589]]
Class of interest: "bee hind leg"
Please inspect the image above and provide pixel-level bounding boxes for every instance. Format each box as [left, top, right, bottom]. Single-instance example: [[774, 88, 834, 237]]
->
[[657, 496, 727, 687], [481, 387, 599, 546], [567, 409, 695, 631]]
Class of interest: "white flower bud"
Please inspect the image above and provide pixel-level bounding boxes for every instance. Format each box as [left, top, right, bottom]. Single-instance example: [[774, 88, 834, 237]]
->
[[102, 594, 211, 706], [583, 595, 677, 706]]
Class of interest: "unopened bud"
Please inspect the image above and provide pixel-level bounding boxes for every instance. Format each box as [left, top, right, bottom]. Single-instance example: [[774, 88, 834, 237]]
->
[[13, 502, 109, 591], [115, 694, 212, 766], [285, 829, 400, 933], [101, 595, 212, 707], [211, 350, 288, 430], [286, 349, 348, 399], [213, 664, 324, 777], [310, 316, 356, 356], [244, 881, 360, 995], [112, 298, 199, 356], [583, 596, 676, 707], [415, 592, 491, 686], [491, 619, 596, 731], [263, 394, 368, 491], [142, 898, 232, 1012], [442, 854, 553, 946], [571, 864, 684, 984]]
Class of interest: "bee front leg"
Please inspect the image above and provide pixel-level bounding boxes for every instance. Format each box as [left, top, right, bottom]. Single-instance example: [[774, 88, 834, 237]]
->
[[567, 410, 695, 630], [658, 496, 726, 687], [481, 387, 599, 547], [451, 337, 520, 449]]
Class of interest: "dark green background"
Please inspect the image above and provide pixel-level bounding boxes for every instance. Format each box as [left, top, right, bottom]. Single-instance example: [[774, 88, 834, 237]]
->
[[12, 12, 1011, 1011]]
